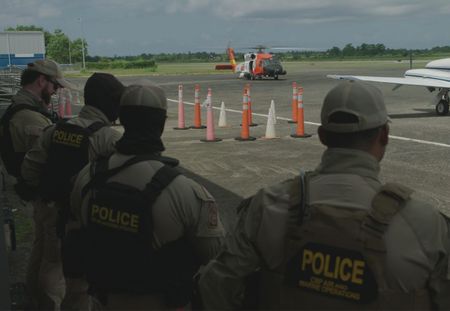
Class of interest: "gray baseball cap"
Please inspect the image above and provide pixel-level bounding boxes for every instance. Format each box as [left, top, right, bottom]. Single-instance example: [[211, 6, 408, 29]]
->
[[120, 84, 167, 110], [321, 80, 389, 133], [27, 59, 77, 90]]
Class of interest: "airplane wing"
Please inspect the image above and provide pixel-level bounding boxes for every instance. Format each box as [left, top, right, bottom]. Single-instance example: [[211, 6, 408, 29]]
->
[[327, 75, 450, 89]]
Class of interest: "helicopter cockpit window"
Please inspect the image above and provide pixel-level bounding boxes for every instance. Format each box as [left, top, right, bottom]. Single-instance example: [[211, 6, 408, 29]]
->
[[263, 58, 281, 66], [271, 58, 281, 65]]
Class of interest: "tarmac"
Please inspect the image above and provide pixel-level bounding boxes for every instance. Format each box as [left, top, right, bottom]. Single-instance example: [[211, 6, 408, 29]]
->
[[95, 60, 450, 230]]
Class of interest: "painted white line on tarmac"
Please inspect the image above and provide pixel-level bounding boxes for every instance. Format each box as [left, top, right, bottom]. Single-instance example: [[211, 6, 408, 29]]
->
[[388, 135, 450, 148], [167, 98, 450, 149]]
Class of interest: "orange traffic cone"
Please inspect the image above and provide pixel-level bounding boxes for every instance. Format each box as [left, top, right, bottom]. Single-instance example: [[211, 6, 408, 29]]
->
[[288, 82, 298, 123], [65, 89, 73, 118], [201, 88, 222, 142], [174, 84, 189, 130], [58, 89, 65, 118], [247, 84, 257, 127], [191, 84, 206, 129], [291, 87, 311, 138], [235, 88, 256, 141]]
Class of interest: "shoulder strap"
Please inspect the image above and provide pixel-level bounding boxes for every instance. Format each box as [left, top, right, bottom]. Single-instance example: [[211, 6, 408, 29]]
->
[[138, 165, 181, 239], [82, 154, 168, 198], [142, 165, 181, 206], [55, 120, 105, 133], [370, 182, 413, 225], [361, 182, 413, 251], [86, 121, 106, 134], [9, 104, 42, 115], [289, 171, 311, 225], [1, 104, 41, 125], [359, 182, 414, 291]]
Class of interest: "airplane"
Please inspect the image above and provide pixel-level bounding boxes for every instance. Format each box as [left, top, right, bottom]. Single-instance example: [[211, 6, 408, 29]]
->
[[215, 45, 286, 80], [327, 58, 450, 116]]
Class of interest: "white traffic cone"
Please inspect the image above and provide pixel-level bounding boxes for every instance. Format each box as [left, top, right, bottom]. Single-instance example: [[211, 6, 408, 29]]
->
[[74, 91, 82, 106], [263, 105, 278, 139], [218, 101, 228, 128], [270, 99, 277, 124]]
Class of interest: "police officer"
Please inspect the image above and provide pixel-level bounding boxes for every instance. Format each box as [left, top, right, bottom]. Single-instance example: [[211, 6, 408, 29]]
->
[[0, 59, 74, 309], [198, 81, 450, 310], [21, 72, 125, 310], [0, 59, 75, 179], [70, 83, 225, 309]]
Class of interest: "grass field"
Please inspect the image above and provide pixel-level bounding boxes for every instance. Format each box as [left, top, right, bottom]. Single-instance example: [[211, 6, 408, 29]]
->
[[64, 58, 436, 78]]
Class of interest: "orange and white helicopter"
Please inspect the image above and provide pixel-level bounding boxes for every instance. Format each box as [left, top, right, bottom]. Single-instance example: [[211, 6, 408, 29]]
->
[[215, 45, 286, 80]]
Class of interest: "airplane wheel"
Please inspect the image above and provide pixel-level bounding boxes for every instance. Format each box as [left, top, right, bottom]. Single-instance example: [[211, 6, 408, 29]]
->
[[435, 100, 449, 116]]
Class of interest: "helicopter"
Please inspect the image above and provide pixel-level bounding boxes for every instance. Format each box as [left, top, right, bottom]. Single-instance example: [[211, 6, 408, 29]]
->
[[215, 45, 286, 80]]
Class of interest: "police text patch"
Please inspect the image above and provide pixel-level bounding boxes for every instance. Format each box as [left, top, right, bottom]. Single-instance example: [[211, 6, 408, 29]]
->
[[89, 203, 140, 233], [53, 129, 84, 147], [286, 242, 378, 303]]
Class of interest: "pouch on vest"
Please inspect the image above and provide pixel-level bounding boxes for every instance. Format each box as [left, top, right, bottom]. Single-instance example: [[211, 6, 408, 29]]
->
[[39, 121, 105, 202], [77, 155, 198, 307], [0, 104, 46, 177]]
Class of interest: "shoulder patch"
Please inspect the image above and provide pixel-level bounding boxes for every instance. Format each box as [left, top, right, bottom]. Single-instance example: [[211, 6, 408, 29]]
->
[[206, 201, 219, 229], [196, 200, 224, 238]]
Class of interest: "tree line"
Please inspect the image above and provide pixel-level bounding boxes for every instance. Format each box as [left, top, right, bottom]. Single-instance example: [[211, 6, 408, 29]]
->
[[5, 26, 450, 66], [285, 44, 450, 60]]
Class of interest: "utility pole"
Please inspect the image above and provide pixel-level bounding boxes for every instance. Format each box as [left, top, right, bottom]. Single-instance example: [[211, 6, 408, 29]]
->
[[6, 32, 12, 71], [409, 50, 413, 69], [68, 40, 72, 65], [78, 18, 86, 70]]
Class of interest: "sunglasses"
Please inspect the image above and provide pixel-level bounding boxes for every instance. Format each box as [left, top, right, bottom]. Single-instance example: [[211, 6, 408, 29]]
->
[[45, 76, 62, 90]]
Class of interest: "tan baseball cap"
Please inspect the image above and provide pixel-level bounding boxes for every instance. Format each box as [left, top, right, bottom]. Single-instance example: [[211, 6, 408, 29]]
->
[[27, 59, 77, 90], [120, 84, 167, 110], [321, 80, 390, 133]]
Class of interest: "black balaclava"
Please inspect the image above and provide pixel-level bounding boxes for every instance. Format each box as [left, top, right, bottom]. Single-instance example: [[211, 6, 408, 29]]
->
[[115, 84, 168, 155], [84, 73, 125, 122]]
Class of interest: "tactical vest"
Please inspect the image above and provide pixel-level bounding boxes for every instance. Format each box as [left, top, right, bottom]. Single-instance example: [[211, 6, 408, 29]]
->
[[0, 104, 55, 177], [39, 120, 105, 202], [79, 155, 198, 307], [257, 175, 433, 310]]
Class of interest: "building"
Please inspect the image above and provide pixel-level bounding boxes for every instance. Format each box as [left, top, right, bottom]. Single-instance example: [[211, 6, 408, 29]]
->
[[0, 31, 45, 69]]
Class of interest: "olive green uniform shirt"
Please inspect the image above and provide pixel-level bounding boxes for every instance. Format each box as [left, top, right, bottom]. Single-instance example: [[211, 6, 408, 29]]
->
[[198, 148, 450, 310], [9, 89, 52, 154]]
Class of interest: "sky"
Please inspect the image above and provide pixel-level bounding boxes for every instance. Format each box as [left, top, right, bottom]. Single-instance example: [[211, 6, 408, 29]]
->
[[2, 0, 450, 56]]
